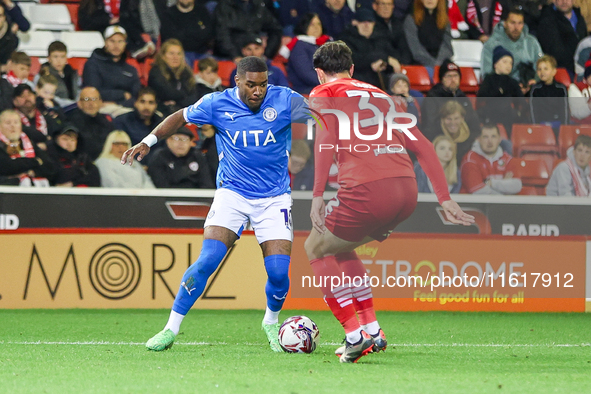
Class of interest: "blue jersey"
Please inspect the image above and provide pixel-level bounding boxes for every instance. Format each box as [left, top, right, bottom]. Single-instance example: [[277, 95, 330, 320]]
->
[[183, 85, 309, 199]]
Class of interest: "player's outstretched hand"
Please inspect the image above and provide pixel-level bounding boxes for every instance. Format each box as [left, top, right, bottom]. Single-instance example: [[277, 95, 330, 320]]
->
[[441, 200, 475, 226], [310, 196, 326, 234], [121, 143, 150, 166]]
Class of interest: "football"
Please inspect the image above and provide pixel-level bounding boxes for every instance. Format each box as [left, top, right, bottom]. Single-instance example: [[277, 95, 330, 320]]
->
[[278, 315, 320, 353]]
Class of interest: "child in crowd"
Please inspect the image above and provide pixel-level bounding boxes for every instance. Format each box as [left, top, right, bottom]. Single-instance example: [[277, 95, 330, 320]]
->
[[37, 41, 80, 109], [194, 57, 224, 101], [529, 55, 568, 136], [477, 46, 524, 135], [36, 75, 67, 136], [389, 73, 420, 121], [0, 51, 34, 108]]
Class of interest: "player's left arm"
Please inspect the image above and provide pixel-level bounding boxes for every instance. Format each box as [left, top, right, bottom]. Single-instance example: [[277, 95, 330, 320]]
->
[[405, 125, 474, 225]]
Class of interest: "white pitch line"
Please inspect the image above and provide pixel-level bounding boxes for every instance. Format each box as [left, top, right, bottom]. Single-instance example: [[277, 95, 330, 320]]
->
[[1, 341, 590, 347]]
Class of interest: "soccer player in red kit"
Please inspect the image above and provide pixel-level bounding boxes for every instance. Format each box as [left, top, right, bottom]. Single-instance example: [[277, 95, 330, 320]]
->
[[304, 41, 475, 363]]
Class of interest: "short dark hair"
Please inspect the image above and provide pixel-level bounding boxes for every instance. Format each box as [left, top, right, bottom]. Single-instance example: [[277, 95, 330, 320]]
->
[[198, 57, 218, 72], [48, 41, 68, 55], [505, 7, 524, 19], [10, 51, 31, 66], [480, 123, 500, 136], [313, 41, 352, 75], [236, 56, 268, 76], [294, 13, 322, 36], [37, 74, 59, 89], [137, 86, 156, 100], [574, 135, 591, 149]]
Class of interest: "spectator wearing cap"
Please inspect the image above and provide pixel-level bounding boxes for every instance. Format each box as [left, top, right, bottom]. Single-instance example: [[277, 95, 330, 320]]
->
[[477, 45, 524, 136], [12, 84, 64, 146], [312, 0, 354, 38], [78, 0, 155, 59], [372, 0, 412, 65], [214, 0, 283, 62], [537, 0, 587, 76], [0, 109, 57, 186], [340, 9, 404, 89], [403, 0, 453, 67], [228, 35, 289, 88], [481, 7, 542, 84], [46, 124, 101, 187], [160, 0, 214, 67], [147, 128, 214, 189], [82, 26, 141, 109], [66, 86, 115, 161], [422, 59, 479, 133]]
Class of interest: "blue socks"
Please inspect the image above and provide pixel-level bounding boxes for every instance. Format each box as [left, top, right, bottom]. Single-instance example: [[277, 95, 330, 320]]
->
[[172, 239, 228, 315], [264, 254, 291, 312]]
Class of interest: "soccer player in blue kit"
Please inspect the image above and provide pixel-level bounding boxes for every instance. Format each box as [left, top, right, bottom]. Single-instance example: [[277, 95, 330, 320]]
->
[[121, 57, 309, 352]]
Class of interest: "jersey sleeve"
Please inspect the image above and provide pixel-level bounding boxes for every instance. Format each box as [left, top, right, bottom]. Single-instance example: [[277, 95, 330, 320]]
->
[[310, 87, 338, 197], [183, 93, 214, 125], [404, 123, 452, 204], [290, 92, 312, 124]]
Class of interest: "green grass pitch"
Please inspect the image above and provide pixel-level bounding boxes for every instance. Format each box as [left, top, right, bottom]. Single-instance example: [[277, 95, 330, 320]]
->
[[1, 309, 590, 393]]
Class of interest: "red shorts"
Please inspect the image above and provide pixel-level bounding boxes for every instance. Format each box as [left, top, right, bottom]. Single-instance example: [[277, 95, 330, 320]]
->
[[324, 177, 418, 242]]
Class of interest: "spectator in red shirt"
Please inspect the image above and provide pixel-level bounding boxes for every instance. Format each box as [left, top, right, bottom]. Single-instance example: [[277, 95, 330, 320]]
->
[[460, 123, 522, 194]]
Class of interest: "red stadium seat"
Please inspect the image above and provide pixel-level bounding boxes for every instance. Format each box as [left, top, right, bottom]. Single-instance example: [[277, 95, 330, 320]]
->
[[521, 153, 556, 173], [218, 60, 236, 87], [29, 56, 41, 81], [558, 125, 591, 157], [554, 68, 571, 86], [511, 124, 558, 157], [517, 186, 539, 195], [65, 3, 79, 30], [67, 57, 87, 77], [459, 67, 479, 93], [126, 58, 147, 86], [507, 158, 551, 187], [402, 65, 431, 92]]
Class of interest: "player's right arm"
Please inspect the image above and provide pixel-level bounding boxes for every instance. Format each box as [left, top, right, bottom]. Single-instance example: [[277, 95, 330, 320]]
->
[[120, 110, 187, 165], [121, 94, 215, 165]]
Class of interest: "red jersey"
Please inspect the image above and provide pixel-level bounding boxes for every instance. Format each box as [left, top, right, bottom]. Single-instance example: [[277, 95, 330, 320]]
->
[[460, 147, 514, 193], [309, 78, 451, 204]]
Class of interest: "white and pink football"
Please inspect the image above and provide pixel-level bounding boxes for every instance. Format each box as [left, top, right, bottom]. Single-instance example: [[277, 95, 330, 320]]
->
[[278, 316, 320, 354]]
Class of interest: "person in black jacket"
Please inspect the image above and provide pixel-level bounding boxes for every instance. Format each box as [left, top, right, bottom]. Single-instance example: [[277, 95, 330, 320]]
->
[[339, 9, 402, 90], [529, 55, 568, 134], [113, 87, 163, 147], [0, 109, 57, 186], [477, 45, 525, 135], [66, 87, 115, 161], [537, 0, 587, 76], [82, 26, 141, 107], [421, 59, 479, 132], [46, 124, 101, 187], [214, 0, 283, 62], [194, 57, 225, 101], [148, 128, 214, 189], [372, 0, 412, 65], [148, 39, 199, 116], [78, 0, 154, 58], [0, 5, 18, 73], [160, 0, 214, 67]]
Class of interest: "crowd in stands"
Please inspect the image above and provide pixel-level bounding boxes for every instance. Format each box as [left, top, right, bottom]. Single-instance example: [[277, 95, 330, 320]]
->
[[1, 0, 591, 197]]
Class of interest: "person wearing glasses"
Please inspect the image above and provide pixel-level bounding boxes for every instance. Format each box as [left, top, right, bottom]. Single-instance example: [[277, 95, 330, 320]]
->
[[66, 86, 115, 161], [147, 128, 214, 188]]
